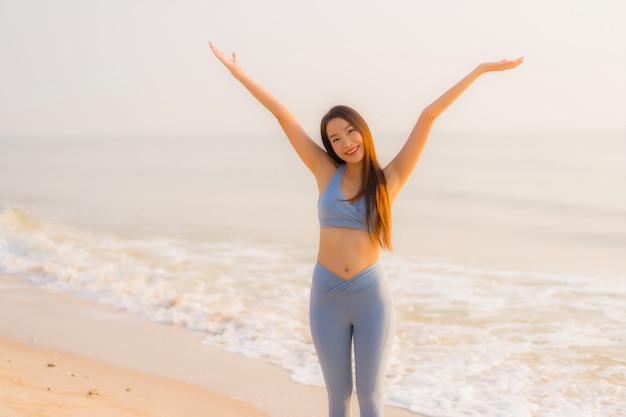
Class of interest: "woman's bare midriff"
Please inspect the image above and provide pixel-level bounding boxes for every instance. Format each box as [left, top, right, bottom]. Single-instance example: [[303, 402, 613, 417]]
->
[[317, 227, 381, 280]]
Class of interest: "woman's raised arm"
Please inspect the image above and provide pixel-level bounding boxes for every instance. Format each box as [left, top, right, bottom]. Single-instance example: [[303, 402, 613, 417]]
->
[[209, 41, 330, 174], [384, 57, 524, 199]]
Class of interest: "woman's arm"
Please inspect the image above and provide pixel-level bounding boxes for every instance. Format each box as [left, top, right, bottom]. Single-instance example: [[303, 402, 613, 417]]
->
[[384, 57, 524, 199], [209, 42, 330, 174]]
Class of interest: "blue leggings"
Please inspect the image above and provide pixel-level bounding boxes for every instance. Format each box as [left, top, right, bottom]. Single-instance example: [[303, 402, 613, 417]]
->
[[309, 262, 395, 417]]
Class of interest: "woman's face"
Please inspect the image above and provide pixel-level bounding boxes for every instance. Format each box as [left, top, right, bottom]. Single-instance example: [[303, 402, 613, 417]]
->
[[326, 117, 365, 164]]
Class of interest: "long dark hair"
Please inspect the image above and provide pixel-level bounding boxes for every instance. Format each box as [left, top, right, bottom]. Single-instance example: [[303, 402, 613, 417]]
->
[[320, 105, 392, 249]]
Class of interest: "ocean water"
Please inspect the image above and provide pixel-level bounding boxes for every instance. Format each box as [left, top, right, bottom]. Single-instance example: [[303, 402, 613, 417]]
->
[[1, 131, 624, 416]]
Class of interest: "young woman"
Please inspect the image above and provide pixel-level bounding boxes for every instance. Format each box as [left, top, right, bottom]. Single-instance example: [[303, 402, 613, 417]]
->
[[209, 41, 523, 417]]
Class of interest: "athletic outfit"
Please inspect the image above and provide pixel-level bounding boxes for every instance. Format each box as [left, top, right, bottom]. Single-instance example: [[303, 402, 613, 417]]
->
[[311, 164, 395, 417]]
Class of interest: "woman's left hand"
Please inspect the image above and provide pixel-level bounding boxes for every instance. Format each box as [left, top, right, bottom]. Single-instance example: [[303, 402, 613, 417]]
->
[[479, 57, 524, 73]]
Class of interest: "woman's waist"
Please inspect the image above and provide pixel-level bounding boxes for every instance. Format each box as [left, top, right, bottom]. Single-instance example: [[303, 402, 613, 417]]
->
[[317, 227, 380, 279], [312, 260, 388, 294]]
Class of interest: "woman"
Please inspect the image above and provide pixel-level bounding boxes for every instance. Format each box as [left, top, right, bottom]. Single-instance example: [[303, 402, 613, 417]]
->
[[209, 41, 522, 417]]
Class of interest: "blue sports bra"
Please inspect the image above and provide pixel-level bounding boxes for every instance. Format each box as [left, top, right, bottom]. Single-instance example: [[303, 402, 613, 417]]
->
[[318, 165, 369, 232]]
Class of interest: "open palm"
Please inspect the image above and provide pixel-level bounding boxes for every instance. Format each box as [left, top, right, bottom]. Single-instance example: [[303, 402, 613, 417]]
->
[[209, 41, 241, 74], [480, 57, 524, 72]]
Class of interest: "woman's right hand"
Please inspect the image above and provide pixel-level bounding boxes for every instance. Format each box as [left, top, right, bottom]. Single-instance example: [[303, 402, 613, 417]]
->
[[209, 41, 241, 75]]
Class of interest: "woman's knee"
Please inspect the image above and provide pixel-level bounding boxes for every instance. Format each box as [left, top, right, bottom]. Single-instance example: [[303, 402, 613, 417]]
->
[[328, 380, 353, 409]]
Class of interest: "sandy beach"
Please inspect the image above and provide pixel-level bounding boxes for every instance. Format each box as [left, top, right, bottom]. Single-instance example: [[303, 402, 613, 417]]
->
[[0, 275, 420, 417], [0, 336, 268, 417]]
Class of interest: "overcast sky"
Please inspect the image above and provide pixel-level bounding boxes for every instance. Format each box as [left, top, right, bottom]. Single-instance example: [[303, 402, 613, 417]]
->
[[1, 0, 625, 136]]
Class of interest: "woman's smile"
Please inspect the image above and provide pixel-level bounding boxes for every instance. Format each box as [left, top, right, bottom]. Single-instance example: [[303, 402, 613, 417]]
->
[[344, 145, 360, 156]]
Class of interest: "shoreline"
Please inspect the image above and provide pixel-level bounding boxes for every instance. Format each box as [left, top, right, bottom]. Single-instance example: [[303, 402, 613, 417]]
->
[[0, 274, 421, 417]]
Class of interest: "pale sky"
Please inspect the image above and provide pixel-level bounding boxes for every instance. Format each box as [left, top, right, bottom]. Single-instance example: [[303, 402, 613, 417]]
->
[[1, 0, 625, 136]]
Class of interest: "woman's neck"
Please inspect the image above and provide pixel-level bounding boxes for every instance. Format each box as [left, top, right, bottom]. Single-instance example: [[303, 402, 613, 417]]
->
[[343, 161, 363, 179]]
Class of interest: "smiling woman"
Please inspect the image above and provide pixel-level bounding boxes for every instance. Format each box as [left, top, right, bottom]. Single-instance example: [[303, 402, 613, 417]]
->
[[325, 118, 364, 162], [321, 105, 391, 251], [0, 2, 624, 416], [208, 40, 522, 417]]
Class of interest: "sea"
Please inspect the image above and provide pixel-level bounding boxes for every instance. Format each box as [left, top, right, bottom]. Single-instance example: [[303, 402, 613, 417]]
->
[[1, 130, 624, 416]]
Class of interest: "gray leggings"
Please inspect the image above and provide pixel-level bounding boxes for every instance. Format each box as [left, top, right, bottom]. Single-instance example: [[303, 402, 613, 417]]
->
[[309, 261, 395, 417]]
